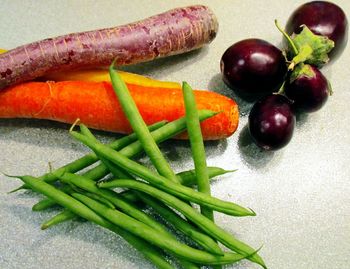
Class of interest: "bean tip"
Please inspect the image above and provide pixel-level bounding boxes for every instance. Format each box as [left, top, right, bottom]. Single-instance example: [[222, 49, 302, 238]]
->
[[248, 207, 257, 216], [213, 110, 223, 116], [225, 169, 238, 173], [182, 81, 190, 87], [109, 58, 118, 72], [7, 184, 25, 194], [96, 181, 107, 189], [2, 172, 24, 180], [69, 118, 81, 133], [249, 244, 267, 269], [32, 205, 41, 211]]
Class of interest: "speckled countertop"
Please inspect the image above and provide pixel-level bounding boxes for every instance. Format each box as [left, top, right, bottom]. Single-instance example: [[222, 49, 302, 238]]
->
[[0, 1, 349, 269]]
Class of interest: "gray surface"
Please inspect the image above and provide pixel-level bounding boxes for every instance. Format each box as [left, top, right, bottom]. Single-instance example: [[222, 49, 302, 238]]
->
[[0, 1, 349, 269]]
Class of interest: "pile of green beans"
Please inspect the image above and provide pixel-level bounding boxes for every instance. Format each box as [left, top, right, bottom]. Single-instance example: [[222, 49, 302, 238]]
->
[[6, 64, 266, 269]]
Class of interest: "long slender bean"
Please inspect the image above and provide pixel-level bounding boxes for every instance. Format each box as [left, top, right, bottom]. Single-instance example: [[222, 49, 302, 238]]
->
[[114, 166, 234, 204], [76, 110, 215, 182], [80, 124, 134, 179], [32, 166, 232, 211], [32, 198, 56, 211], [138, 193, 223, 255], [73, 154, 199, 269], [41, 209, 76, 230], [183, 82, 222, 269], [70, 130, 254, 217], [183, 81, 214, 220], [72, 192, 254, 265], [32, 184, 73, 211], [10, 174, 173, 269], [109, 65, 178, 183], [84, 192, 116, 209], [13, 121, 167, 192], [40, 191, 118, 230], [56, 171, 198, 268], [32, 113, 217, 212], [97, 179, 266, 268], [177, 167, 235, 186], [183, 81, 222, 269], [60, 172, 223, 256], [42, 120, 166, 182], [59, 172, 170, 235]]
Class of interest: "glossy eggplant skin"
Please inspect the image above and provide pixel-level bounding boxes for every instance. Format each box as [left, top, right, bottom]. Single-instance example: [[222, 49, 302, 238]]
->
[[249, 94, 295, 150], [220, 39, 287, 95], [286, 1, 348, 60], [285, 65, 329, 113]]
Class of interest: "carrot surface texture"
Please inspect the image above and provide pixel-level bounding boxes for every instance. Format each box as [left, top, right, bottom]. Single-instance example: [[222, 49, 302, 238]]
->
[[0, 80, 239, 140], [0, 5, 218, 90]]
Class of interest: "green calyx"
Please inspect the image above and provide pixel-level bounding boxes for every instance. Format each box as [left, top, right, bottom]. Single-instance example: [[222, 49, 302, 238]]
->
[[289, 25, 334, 68], [275, 20, 334, 70], [289, 63, 315, 83]]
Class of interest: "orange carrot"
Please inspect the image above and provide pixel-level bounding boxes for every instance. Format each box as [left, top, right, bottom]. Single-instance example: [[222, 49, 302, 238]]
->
[[0, 81, 238, 140]]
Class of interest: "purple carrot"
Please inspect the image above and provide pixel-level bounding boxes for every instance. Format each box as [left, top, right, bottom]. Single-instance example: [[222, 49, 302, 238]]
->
[[0, 5, 218, 90]]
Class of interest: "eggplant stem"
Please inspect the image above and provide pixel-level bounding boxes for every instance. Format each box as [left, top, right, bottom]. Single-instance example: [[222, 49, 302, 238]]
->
[[275, 19, 298, 56]]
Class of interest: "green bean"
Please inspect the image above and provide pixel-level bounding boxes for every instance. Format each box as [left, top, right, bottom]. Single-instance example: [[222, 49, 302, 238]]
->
[[12, 121, 167, 193], [58, 172, 199, 269], [32, 198, 56, 211], [97, 179, 266, 268], [83, 192, 116, 209], [177, 167, 235, 186], [118, 166, 234, 204], [77, 110, 215, 182], [32, 114, 200, 212], [139, 193, 223, 255], [60, 172, 223, 256], [59, 172, 170, 235], [183, 81, 214, 220], [41, 209, 76, 230], [72, 192, 254, 265], [80, 124, 134, 179], [109, 65, 178, 183], [40, 191, 118, 230], [43, 120, 166, 182], [70, 130, 254, 217], [10, 174, 173, 269], [31, 166, 230, 213], [182, 82, 222, 269]]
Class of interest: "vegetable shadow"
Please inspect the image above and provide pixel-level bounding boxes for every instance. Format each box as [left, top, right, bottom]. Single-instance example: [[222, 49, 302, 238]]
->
[[238, 125, 275, 169], [208, 73, 275, 168], [0, 118, 122, 152], [159, 138, 228, 166], [295, 111, 309, 127], [207, 73, 259, 117]]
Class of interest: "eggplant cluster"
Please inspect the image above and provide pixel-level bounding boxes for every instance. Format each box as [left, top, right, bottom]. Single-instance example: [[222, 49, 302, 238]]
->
[[220, 1, 348, 150]]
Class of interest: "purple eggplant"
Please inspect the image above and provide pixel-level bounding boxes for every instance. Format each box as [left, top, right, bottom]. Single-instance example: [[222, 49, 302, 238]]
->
[[285, 64, 330, 112], [249, 94, 295, 150], [286, 1, 348, 60], [220, 39, 287, 95]]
